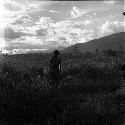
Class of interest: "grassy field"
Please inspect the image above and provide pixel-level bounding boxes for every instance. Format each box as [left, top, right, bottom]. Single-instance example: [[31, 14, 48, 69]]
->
[[0, 51, 125, 125]]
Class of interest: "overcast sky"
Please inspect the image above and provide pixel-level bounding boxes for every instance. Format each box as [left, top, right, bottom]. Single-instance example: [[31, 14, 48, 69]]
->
[[0, 0, 124, 51]]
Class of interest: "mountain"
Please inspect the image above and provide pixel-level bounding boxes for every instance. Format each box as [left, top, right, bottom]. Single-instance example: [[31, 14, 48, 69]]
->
[[63, 32, 125, 53]]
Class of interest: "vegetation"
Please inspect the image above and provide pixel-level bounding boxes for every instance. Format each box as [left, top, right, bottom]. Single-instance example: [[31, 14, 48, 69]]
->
[[0, 51, 125, 125]]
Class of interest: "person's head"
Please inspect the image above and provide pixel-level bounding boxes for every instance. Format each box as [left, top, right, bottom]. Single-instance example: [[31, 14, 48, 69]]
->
[[53, 50, 60, 56]]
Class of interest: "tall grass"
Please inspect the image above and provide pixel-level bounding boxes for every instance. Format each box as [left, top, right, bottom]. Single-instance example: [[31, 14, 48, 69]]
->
[[0, 52, 124, 125]]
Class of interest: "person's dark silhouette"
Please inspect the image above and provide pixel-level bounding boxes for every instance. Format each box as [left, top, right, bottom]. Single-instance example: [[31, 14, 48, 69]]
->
[[49, 50, 61, 86], [121, 64, 125, 78]]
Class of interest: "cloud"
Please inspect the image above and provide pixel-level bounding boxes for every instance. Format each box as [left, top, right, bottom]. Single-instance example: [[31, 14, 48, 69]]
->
[[3, 0, 37, 14], [93, 13, 96, 16], [103, 0, 124, 5], [4, 3, 21, 11], [52, 20, 72, 29], [3, 0, 45, 19], [98, 20, 124, 37], [43, 40, 59, 48], [73, 20, 92, 27], [3, 35, 44, 50], [78, 29, 95, 43], [34, 17, 54, 37], [11, 14, 32, 25], [34, 17, 94, 45], [36, 17, 54, 28], [3, 27, 33, 40], [3, 1, 23, 11], [58, 37, 70, 46], [71, 6, 87, 18], [35, 28, 48, 36], [112, 21, 124, 28], [99, 21, 114, 35], [5, 41, 43, 50], [49, 10, 60, 14], [0, 38, 6, 49], [103, 0, 116, 5], [1, 0, 123, 50]]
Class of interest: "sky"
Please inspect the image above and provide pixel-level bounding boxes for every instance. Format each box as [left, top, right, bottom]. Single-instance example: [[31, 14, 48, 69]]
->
[[0, 0, 124, 51]]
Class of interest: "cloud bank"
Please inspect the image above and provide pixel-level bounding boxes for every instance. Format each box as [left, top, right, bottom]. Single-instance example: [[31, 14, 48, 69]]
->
[[0, 0, 124, 50]]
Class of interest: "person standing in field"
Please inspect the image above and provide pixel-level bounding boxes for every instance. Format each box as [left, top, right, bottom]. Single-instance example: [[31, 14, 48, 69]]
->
[[122, 64, 125, 78], [49, 50, 61, 86]]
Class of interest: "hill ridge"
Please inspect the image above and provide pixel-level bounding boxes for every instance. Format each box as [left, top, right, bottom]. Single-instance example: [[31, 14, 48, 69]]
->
[[63, 32, 125, 53]]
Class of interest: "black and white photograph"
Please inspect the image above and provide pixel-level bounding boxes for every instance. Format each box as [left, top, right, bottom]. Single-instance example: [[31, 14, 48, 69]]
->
[[0, 0, 125, 124]]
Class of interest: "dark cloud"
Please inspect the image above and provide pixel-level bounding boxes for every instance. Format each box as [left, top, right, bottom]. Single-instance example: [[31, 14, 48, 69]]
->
[[12, 20, 24, 25], [4, 27, 33, 40], [3, 3, 21, 11], [4, 41, 43, 50], [36, 29, 48, 36]]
